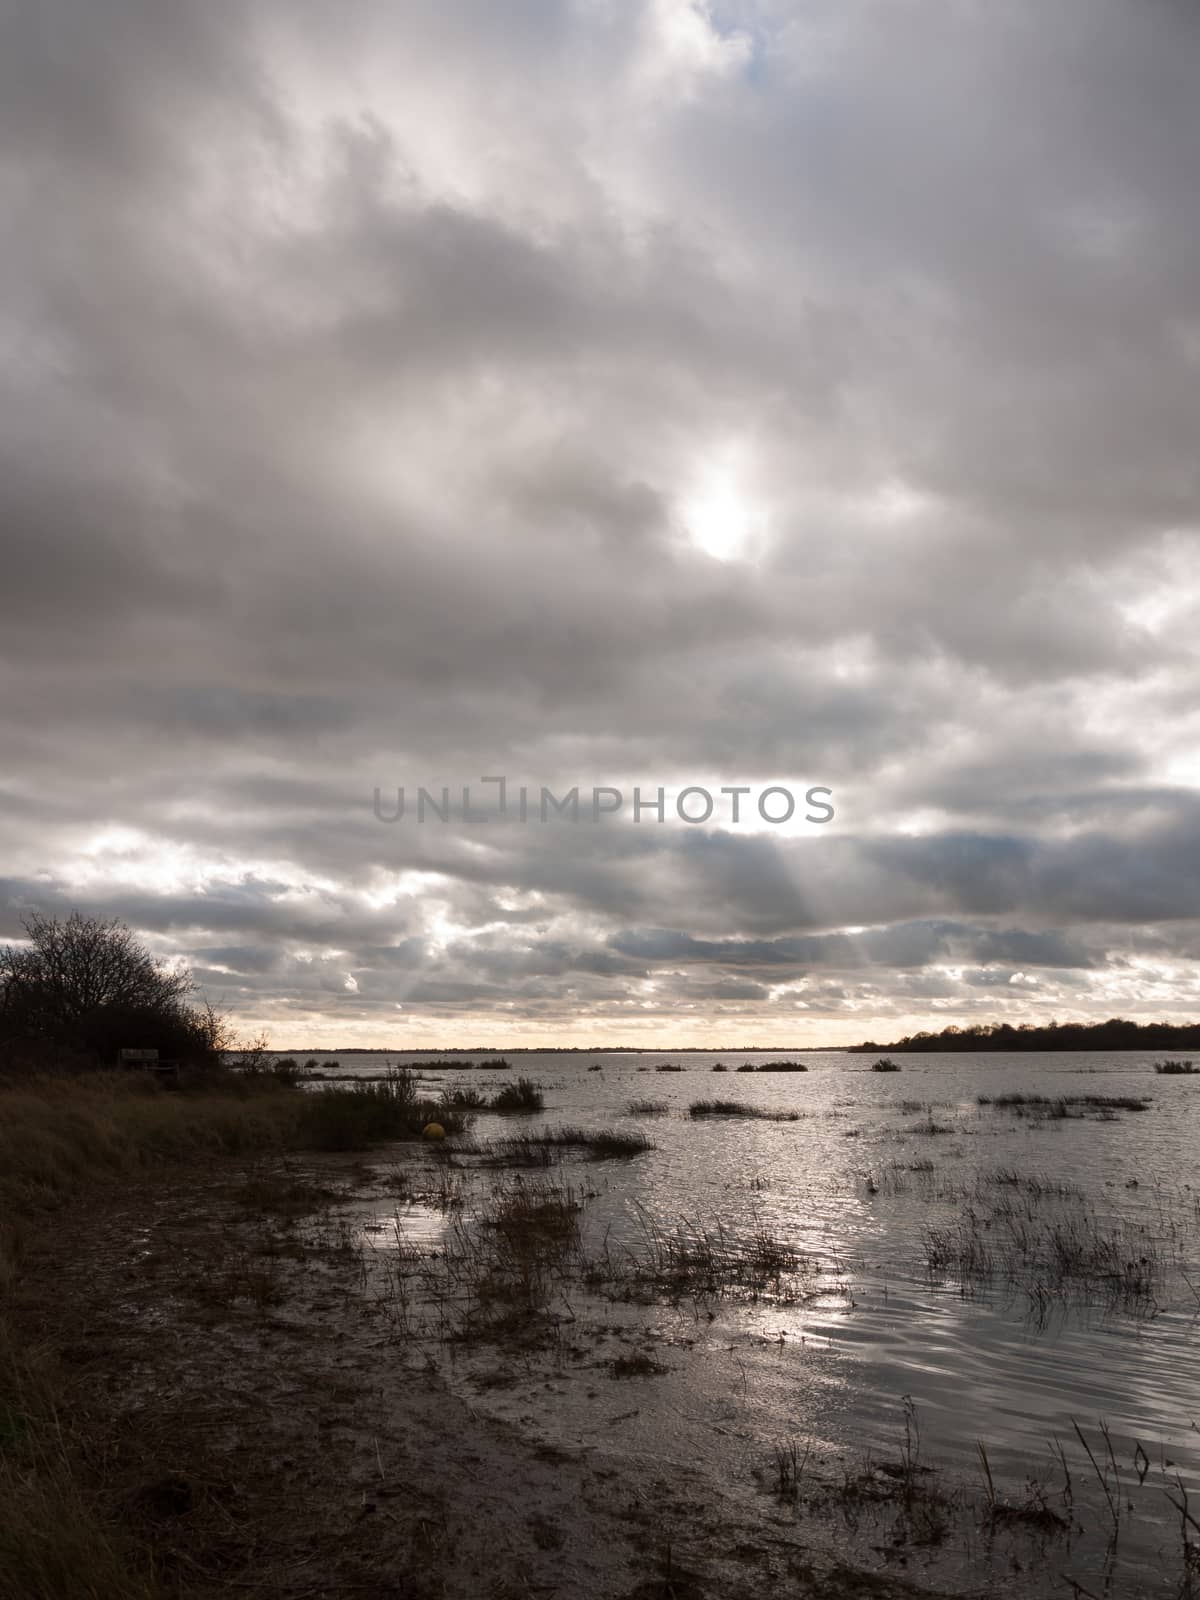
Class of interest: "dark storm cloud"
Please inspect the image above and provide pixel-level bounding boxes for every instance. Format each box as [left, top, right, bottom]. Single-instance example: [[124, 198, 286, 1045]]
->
[[2, 0, 1199, 1039]]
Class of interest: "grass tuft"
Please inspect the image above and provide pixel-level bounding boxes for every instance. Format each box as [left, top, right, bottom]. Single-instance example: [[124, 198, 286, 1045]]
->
[[490, 1078, 545, 1113], [688, 1100, 799, 1121]]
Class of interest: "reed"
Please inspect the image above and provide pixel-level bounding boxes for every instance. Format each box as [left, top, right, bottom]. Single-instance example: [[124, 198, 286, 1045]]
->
[[490, 1077, 545, 1113]]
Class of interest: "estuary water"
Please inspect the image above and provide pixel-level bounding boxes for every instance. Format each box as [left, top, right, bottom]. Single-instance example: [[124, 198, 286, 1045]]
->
[[283, 1049, 1200, 1592]]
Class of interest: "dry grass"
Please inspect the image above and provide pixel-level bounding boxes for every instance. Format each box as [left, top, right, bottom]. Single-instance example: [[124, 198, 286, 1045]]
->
[[0, 1064, 479, 1598], [0, 1072, 298, 1278], [0, 1323, 162, 1600]]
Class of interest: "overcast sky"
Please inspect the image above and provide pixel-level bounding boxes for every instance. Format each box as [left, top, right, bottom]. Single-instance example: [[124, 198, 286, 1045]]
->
[[2, 0, 1199, 1047]]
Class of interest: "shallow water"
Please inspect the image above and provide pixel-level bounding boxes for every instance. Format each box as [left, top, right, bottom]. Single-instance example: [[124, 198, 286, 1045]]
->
[[289, 1049, 1200, 1592]]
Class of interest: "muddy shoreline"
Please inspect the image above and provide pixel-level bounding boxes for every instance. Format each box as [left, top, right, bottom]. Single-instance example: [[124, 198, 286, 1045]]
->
[[8, 1147, 964, 1600]]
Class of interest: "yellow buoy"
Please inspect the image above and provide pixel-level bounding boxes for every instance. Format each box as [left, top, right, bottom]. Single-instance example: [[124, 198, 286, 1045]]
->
[[422, 1122, 446, 1141]]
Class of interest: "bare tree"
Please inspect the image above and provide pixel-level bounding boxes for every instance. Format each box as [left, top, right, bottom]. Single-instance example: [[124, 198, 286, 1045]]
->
[[0, 912, 220, 1066]]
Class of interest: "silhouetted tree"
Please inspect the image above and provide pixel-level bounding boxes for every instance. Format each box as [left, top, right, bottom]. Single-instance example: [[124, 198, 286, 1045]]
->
[[0, 912, 227, 1067]]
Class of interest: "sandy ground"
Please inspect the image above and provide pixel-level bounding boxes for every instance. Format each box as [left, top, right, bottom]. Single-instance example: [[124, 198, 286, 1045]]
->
[[11, 1153, 961, 1600]]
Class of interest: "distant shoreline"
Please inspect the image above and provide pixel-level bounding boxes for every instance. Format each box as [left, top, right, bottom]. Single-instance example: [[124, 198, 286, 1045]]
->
[[249, 1038, 1195, 1056], [252, 1044, 843, 1054]]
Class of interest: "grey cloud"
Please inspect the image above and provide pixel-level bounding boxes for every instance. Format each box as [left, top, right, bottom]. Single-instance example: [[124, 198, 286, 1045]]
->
[[2, 0, 1199, 1041]]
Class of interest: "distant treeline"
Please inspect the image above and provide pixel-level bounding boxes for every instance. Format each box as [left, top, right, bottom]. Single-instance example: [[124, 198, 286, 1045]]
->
[[856, 1018, 1200, 1053], [261, 1044, 827, 1055]]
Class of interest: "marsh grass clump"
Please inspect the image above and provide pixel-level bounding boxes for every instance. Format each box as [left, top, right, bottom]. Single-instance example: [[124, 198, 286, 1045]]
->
[[490, 1077, 545, 1113], [1156, 1059, 1199, 1075], [297, 1070, 473, 1151], [691, 1094, 803, 1120], [491, 1126, 652, 1161], [765, 1400, 955, 1547], [626, 1098, 669, 1116], [977, 1093, 1150, 1119], [909, 1116, 956, 1135], [688, 1099, 799, 1121], [923, 1191, 1165, 1313], [487, 1180, 581, 1251], [986, 1168, 1080, 1200], [609, 1350, 667, 1378], [976, 1440, 1070, 1537], [655, 1063, 684, 1073], [871, 1057, 901, 1072], [689, 1099, 753, 1117], [478, 1057, 511, 1070], [439, 1179, 586, 1339], [463, 1137, 556, 1168], [440, 1084, 490, 1109], [590, 1208, 810, 1305], [755, 1061, 809, 1072]]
